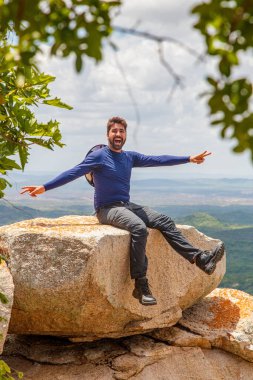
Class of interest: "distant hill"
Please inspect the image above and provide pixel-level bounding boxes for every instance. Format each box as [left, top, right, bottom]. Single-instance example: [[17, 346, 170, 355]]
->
[[5, 174, 253, 206], [0, 202, 93, 226], [156, 205, 253, 225], [177, 212, 226, 230]]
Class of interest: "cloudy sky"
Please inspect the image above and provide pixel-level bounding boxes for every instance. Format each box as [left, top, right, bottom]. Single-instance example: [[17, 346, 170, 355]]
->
[[23, 0, 253, 180]]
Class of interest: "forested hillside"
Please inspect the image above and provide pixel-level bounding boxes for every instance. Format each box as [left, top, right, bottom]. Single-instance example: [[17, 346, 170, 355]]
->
[[175, 212, 253, 294]]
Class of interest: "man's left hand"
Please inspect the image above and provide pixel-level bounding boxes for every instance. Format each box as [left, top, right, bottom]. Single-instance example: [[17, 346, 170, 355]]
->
[[190, 151, 212, 164]]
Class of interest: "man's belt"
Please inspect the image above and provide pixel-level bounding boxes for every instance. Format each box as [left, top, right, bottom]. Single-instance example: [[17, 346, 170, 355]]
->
[[97, 201, 129, 212]]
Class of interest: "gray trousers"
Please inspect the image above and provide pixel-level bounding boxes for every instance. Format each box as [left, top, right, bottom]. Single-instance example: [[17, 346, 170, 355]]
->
[[96, 202, 202, 279]]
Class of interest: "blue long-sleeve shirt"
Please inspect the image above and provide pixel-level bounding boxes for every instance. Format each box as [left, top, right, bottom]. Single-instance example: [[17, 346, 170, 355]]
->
[[43, 146, 190, 210]]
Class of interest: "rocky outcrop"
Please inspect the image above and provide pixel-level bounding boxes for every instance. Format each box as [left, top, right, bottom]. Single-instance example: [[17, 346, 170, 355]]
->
[[3, 215, 253, 379], [0, 215, 225, 340], [3, 334, 253, 379], [151, 288, 253, 363], [0, 261, 14, 354], [4, 288, 253, 379]]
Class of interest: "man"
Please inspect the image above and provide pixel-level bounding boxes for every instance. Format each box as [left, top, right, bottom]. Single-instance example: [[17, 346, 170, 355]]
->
[[21, 116, 225, 306]]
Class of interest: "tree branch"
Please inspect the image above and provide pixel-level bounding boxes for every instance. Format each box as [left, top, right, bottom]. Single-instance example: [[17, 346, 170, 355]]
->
[[113, 25, 205, 62], [112, 25, 202, 102]]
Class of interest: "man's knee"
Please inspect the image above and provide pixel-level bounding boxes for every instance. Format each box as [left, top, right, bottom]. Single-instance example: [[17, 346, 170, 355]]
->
[[131, 223, 148, 237], [152, 213, 177, 230]]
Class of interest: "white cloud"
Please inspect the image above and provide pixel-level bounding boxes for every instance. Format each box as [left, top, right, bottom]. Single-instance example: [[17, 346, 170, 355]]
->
[[22, 0, 253, 179]]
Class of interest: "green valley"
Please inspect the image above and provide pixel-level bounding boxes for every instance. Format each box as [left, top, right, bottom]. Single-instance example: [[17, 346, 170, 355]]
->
[[1, 176, 253, 296], [175, 212, 253, 294]]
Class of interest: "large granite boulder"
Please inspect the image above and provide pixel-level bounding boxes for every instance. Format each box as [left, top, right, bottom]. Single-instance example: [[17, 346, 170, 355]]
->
[[0, 215, 225, 341], [0, 261, 14, 354]]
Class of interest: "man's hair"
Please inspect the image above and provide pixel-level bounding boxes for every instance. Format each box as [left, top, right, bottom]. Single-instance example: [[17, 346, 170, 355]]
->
[[107, 116, 127, 134]]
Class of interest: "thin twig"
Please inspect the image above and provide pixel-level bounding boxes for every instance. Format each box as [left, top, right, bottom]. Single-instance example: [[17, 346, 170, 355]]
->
[[109, 25, 205, 134], [113, 26, 193, 104], [110, 42, 141, 143], [158, 42, 184, 87], [2, 197, 35, 218], [0, 131, 26, 147], [157, 42, 184, 102]]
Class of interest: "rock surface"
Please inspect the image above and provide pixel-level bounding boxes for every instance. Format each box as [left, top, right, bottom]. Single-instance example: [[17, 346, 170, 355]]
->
[[3, 334, 253, 379], [0, 215, 225, 340], [151, 288, 253, 362], [0, 261, 14, 354]]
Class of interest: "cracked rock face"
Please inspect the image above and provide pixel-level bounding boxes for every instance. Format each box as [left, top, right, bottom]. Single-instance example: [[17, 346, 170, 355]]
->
[[3, 334, 253, 380], [0, 215, 225, 340], [151, 288, 253, 363], [0, 261, 14, 354]]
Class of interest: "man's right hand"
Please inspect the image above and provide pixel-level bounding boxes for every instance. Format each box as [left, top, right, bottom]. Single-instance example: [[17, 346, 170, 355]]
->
[[20, 186, 45, 197]]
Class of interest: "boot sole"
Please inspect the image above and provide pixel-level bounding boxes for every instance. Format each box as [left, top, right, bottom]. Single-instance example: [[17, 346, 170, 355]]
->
[[132, 289, 157, 306], [204, 242, 225, 275]]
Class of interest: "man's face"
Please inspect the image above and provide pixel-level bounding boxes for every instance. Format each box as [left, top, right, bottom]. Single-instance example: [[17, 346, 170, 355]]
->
[[107, 123, 126, 152]]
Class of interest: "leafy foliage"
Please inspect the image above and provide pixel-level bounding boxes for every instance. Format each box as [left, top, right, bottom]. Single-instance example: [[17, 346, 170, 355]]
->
[[1, 0, 253, 162], [0, 65, 72, 197], [0, 0, 121, 72], [0, 359, 23, 379], [192, 0, 253, 159], [0, 0, 121, 199]]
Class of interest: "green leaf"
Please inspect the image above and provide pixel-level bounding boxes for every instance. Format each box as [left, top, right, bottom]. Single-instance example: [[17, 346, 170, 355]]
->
[[0, 178, 10, 190], [75, 54, 83, 73], [219, 56, 231, 77], [227, 51, 239, 65], [206, 76, 217, 87], [208, 93, 226, 114], [0, 359, 11, 373], [43, 97, 73, 110], [31, 74, 56, 87], [0, 157, 21, 170], [233, 144, 246, 153], [211, 118, 224, 125], [18, 145, 29, 170], [0, 94, 5, 104]]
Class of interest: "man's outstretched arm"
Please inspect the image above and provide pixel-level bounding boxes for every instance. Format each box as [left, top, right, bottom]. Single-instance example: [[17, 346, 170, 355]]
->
[[132, 150, 212, 167], [20, 148, 105, 198]]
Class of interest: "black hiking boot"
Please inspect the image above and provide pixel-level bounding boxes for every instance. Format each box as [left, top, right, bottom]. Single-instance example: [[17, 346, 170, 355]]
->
[[196, 241, 225, 275], [132, 277, 157, 306]]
